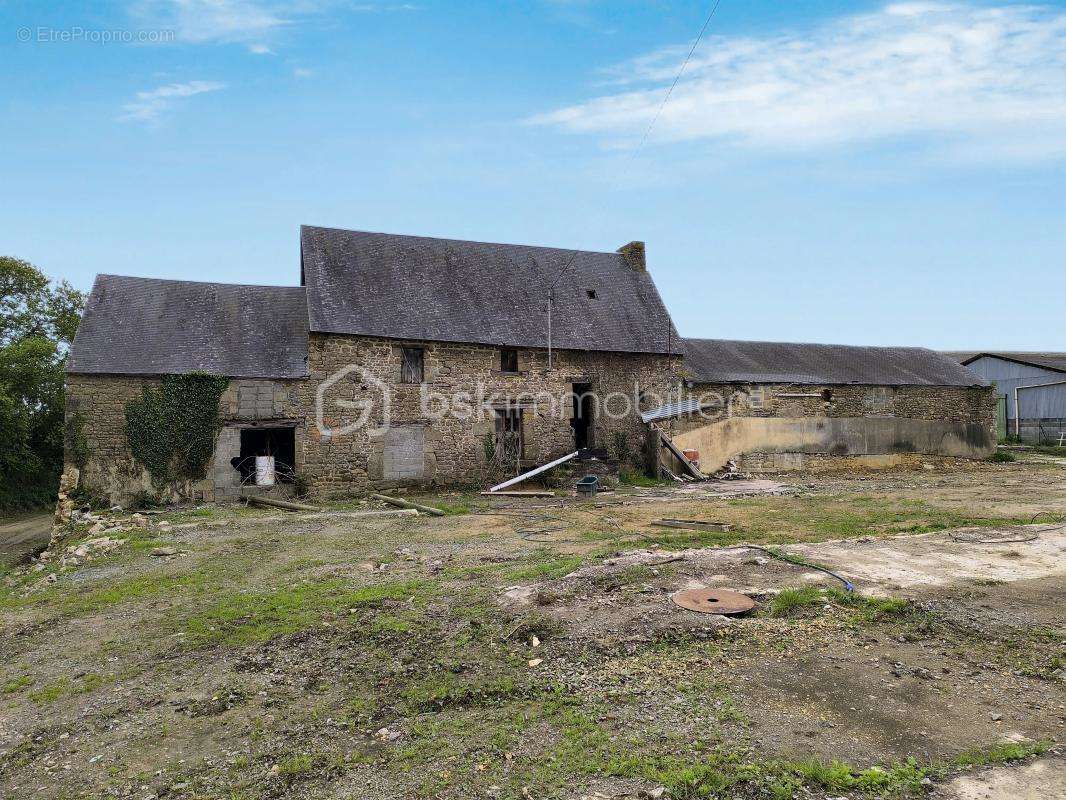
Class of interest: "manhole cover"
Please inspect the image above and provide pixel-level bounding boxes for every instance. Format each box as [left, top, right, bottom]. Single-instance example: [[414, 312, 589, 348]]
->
[[671, 588, 755, 615]]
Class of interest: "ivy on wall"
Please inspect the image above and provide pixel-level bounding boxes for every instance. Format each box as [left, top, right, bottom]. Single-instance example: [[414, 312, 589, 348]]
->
[[124, 373, 229, 486], [64, 411, 90, 471]]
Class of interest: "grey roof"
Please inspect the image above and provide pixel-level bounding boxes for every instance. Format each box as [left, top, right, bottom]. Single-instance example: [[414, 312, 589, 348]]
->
[[682, 338, 988, 387], [67, 275, 309, 378], [300, 226, 680, 354], [950, 351, 1066, 374]]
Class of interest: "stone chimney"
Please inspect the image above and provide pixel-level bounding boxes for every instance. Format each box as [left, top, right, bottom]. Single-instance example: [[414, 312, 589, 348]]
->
[[617, 241, 646, 271]]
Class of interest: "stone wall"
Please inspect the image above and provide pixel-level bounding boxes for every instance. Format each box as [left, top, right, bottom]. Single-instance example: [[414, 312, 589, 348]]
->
[[298, 334, 680, 496], [64, 374, 156, 504], [65, 374, 305, 505], [658, 382, 996, 473]]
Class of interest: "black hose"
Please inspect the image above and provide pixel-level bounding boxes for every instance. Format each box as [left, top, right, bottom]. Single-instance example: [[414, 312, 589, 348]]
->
[[717, 544, 855, 592]]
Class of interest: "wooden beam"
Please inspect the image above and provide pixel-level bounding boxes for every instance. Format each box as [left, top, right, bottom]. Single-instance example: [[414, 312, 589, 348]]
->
[[245, 495, 323, 513], [657, 430, 705, 480], [370, 494, 447, 516]]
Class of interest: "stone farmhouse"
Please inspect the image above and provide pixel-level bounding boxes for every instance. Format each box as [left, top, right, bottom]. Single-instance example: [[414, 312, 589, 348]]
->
[[64, 226, 994, 504]]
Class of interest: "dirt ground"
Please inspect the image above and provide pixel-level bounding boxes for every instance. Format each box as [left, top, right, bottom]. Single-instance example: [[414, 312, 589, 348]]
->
[[0, 455, 1062, 799], [0, 513, 52, 567]]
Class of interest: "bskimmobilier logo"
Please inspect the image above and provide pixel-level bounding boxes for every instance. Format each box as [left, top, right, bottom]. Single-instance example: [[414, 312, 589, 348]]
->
[[315, 365, 392, 439]]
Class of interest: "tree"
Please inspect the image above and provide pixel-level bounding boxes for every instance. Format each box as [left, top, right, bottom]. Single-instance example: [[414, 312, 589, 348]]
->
[[0, 256, 85, 512]]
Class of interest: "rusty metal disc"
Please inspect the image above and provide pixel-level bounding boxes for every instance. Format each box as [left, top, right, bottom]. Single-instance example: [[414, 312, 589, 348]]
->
[[671, 588, 755, 615]]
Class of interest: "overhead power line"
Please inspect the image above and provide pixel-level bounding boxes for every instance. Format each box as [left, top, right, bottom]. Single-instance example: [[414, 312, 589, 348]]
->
[[545, 0, 725, 366], [549, 0, 724, 293], [629, 0, 722, 165]]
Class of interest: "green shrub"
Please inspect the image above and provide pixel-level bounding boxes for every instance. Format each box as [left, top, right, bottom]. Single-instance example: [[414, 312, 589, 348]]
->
[[989, 450, 1015, 463]]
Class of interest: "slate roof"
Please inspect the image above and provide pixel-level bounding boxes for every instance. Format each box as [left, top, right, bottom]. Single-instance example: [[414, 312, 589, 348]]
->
[[949, 352, 1066, 374], [300, 226, 681, 354], [682, 338, 987, 387], [67, 275, 309, 378]]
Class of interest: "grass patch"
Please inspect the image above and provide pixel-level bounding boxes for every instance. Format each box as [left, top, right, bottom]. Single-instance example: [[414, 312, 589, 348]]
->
[[28, 678, 71, 704], [275, 753, 316, 776], [24, 671, 115, 704], [952, 739, 1051, 768], [505, 552, 583, 582], [770, 586, 911, 620], [770, 586, 824, 617], [63, 571, 211, 616], [401, 673, 534, 712], [619, 471, 667, 488], [434, 502, 471, 515], [826, 587, 910, 619], [182, 579, 433, 647], [2, 675, 34, 694]]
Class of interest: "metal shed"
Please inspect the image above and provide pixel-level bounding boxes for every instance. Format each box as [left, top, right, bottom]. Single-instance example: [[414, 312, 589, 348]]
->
[[947, 352, 1066, 444]]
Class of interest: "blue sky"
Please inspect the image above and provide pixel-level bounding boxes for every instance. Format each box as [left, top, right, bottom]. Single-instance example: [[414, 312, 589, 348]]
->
[[3, 1, 1064, 350]]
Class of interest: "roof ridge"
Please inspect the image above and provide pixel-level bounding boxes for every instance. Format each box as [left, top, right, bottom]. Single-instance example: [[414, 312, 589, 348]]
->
[[300, 224, 623, 258], [683, 336, 934, 352], [96, 273, 305, 291]]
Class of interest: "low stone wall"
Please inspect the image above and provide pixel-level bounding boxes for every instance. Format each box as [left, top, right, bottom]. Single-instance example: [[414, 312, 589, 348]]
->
[[659, 383, 995, 473], [735, 452, 980, 473]]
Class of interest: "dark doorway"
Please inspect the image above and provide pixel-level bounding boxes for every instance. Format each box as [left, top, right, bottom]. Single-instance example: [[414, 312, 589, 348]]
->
[[571, 383, 594, 449], [234, 426, 296, 483]]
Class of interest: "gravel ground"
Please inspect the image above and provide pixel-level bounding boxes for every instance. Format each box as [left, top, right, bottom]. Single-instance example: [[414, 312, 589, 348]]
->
[[0, 456, 1062, 799]]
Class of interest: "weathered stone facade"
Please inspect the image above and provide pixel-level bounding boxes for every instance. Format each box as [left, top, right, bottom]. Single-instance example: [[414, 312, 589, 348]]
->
[[298, 334, 680, 497], [65, 374, 305, 505], [65, 339, 997, 503], [65, 335, 680, 503], [659, 382, 995, 472]]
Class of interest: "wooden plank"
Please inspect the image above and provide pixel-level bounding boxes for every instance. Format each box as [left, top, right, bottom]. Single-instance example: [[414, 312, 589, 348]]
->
[[245, 495, 323, 512], [370, 494, 446, 516], [657, 430, 705, 480]]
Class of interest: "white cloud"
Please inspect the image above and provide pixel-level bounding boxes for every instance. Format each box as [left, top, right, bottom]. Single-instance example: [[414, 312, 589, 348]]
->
[[248, 42, 274, 54], [293, 66, 314, 78], [533, 3, 1066, 162], [132, 0, 417, 48], [133, 0, 288, 44], [119, 80, 225, 123]]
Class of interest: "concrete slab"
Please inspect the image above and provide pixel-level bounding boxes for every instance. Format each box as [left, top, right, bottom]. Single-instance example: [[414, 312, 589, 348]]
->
[[932, 756, 1065, 800], [786, 525, 1066, 592]]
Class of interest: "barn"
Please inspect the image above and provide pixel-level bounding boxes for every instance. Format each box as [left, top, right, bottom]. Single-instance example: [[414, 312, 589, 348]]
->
[[650, 338, 996, 474], [947, 352, 1066, 444]]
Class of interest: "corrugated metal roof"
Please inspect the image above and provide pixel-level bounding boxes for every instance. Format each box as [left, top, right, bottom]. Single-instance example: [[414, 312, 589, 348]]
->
[[682, 338, 987, 387], [300, 226, 681, 354], [67, 275, 309, 378], [640, 397, 714, 423], [955, 352, 1066, 374]]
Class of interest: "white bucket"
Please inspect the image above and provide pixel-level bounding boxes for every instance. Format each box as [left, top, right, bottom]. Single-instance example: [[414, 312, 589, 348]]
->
[[255, 456, 276, 487]]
